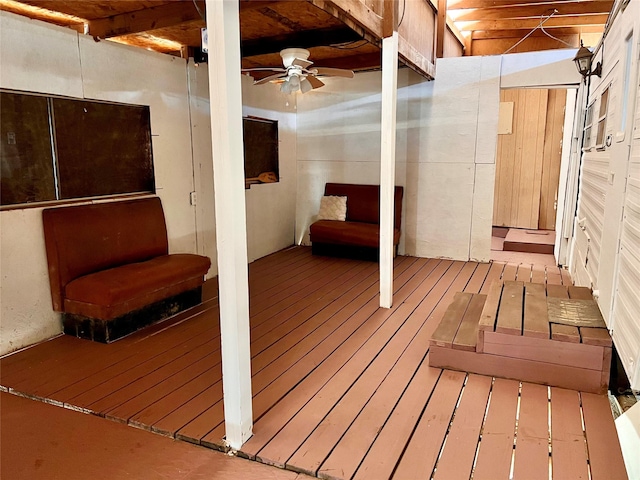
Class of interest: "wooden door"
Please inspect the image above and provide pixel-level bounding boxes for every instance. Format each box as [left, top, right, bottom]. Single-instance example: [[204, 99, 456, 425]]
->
[[493, 89, 566, 230]]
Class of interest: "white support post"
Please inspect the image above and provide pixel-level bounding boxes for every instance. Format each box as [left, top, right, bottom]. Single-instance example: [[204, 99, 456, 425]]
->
[[205, 0, 253, 449], [380, 31, 399, 309]]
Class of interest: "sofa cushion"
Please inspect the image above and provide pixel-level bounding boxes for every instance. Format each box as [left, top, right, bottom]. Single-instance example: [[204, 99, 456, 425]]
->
[[64, 254, 211, 320], [317, 195, 347, 221], [310, 220, 401, 248]]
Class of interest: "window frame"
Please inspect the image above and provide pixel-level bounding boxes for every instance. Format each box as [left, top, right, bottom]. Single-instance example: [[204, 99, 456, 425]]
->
[[242, 115, 279, 189], [0, 89, 155, 210], [595, 85, 610, 150], [582, 100, 595, 151]]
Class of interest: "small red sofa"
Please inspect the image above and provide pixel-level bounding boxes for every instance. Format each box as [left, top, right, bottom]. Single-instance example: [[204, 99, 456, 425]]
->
[[309, 183, 403, 260], [42, 197, 211, 342]]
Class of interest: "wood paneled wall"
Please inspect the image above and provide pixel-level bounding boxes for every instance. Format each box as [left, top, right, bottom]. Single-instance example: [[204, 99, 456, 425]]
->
[[493, 88, 566, 230], [494, 89, 548, 229], [539, 89, 567, 231]]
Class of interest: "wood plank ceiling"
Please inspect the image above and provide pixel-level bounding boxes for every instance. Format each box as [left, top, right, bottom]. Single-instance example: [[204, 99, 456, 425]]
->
[[0, 0, 614, 69], [447, 0, 614, 55]]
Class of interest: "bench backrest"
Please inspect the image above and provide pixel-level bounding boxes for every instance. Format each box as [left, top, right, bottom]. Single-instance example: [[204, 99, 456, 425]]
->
[[42, 197, 169, 312], [324, 183, 403, 229]]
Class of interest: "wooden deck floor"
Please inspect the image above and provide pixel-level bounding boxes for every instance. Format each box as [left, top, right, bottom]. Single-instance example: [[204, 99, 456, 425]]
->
[[0, 247, 628, 479], [1, 391, 302, 480]]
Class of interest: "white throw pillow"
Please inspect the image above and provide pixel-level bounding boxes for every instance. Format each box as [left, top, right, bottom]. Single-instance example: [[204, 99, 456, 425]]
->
[[317, 195, 347, 221]]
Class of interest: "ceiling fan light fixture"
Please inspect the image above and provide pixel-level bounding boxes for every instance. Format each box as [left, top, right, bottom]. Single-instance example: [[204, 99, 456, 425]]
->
[[300, 77, 313, 94], [280, 74, 304, 95], [288, 74, 301, 90], [280, 79, 293, 94], [245, 48, 354, 93], [280, 78, 296, 94], [280, 48, 310, 68]]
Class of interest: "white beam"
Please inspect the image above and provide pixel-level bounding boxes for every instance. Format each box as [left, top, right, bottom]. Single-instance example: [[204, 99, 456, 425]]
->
[[205, 0, 253, 449], [380, 31, 399, 309]]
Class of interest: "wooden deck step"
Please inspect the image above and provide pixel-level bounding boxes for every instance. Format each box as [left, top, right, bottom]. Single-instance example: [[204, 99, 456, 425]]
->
[[503, 228, 555, 255], [452, 294, 486, 351], [430, 281, 613, 393], [429, 292, 486, 352]]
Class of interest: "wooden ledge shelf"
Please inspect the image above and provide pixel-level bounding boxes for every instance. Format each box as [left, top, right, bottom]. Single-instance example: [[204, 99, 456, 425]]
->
[[429, 281, 612, 394]]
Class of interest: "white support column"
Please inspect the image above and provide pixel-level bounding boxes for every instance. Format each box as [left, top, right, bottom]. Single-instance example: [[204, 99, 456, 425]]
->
[[380, 31, 399, 309], [205, 0, 253, 449]]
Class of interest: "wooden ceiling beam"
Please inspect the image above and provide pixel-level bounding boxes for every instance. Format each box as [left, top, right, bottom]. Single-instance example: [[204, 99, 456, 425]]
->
[[452, 1, 612, 21], [470, 25, 602, 38], [241, 25, 363, 57], [310, 0, 384, 39], [85, 1, 288, 40], [247, 51, 381, 79], [436, 0, 447, 58], [86, 2, 203, 38], [314, 51, 381, 70], [239, 1, 282, 12], [382, 0, 398, 37], [449, 0, 610, 9], [458, 13, 609, 31]]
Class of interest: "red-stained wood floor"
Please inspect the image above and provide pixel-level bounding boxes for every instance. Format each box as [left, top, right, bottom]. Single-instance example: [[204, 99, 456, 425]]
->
[[0, 247, 628, 479], [0, 391, 302, 480]]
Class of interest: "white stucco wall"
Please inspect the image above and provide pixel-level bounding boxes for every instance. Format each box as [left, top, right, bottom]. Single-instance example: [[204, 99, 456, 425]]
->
[[241, 76, 298, 263], [0, 12, 198, 354], [188, 64, 298, 265], [0, 12, 298, 355], [296, 56, 501, 261], [500, 48, 582, 88], [295, 51, 582, 263]]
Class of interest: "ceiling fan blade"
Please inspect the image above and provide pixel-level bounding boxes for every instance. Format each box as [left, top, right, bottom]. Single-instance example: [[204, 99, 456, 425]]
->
[[306, 75, 325, 89], [314, 67, 355, 78], [292, 57, 313, 69], [254, 72, 287, 85], [241, 67, 287, 73]]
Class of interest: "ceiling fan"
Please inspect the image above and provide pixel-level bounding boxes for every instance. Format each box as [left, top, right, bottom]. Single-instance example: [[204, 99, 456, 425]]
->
[[242, 48, 355, 94]]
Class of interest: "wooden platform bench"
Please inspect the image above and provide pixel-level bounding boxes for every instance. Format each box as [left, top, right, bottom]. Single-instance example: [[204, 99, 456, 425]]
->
[[43, 197, 211, 343], [429, 281, 612, 394]]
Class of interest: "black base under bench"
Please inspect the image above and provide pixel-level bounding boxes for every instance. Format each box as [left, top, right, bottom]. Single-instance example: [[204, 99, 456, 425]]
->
[[311, 242, 399, 262], [311, 242, 381, 262], [62, 287, 203, 343]]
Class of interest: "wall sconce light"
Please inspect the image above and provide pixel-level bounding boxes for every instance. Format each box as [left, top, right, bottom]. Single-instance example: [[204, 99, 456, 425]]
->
[[573, 42, 602, 78]]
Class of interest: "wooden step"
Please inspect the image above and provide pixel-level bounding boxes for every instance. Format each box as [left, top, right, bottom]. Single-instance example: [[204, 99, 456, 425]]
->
[[430, 292, 486, 352], [430, 281, 613, 394], [503, 229, 555, 255]]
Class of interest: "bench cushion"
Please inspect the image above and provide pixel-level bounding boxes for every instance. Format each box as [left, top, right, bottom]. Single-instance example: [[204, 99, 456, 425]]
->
[[64, 254, 211, 320], [310, 220, 401, 248]]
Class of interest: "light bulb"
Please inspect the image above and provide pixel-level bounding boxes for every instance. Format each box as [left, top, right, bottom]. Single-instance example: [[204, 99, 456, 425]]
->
[[281, 80, 292, 94], [288, 75, 300, 91], [300, 77, 312, 93]]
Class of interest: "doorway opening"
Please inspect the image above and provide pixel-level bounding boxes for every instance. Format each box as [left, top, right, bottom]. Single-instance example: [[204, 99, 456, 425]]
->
[[491, 87, 570, 265]]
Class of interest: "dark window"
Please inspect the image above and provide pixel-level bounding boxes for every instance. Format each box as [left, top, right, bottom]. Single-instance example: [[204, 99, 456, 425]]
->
[[0, 90, 154, 208], [0, 92, 56, 205], [53, 98, 154, 199], [242, 116, 278, 188]]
